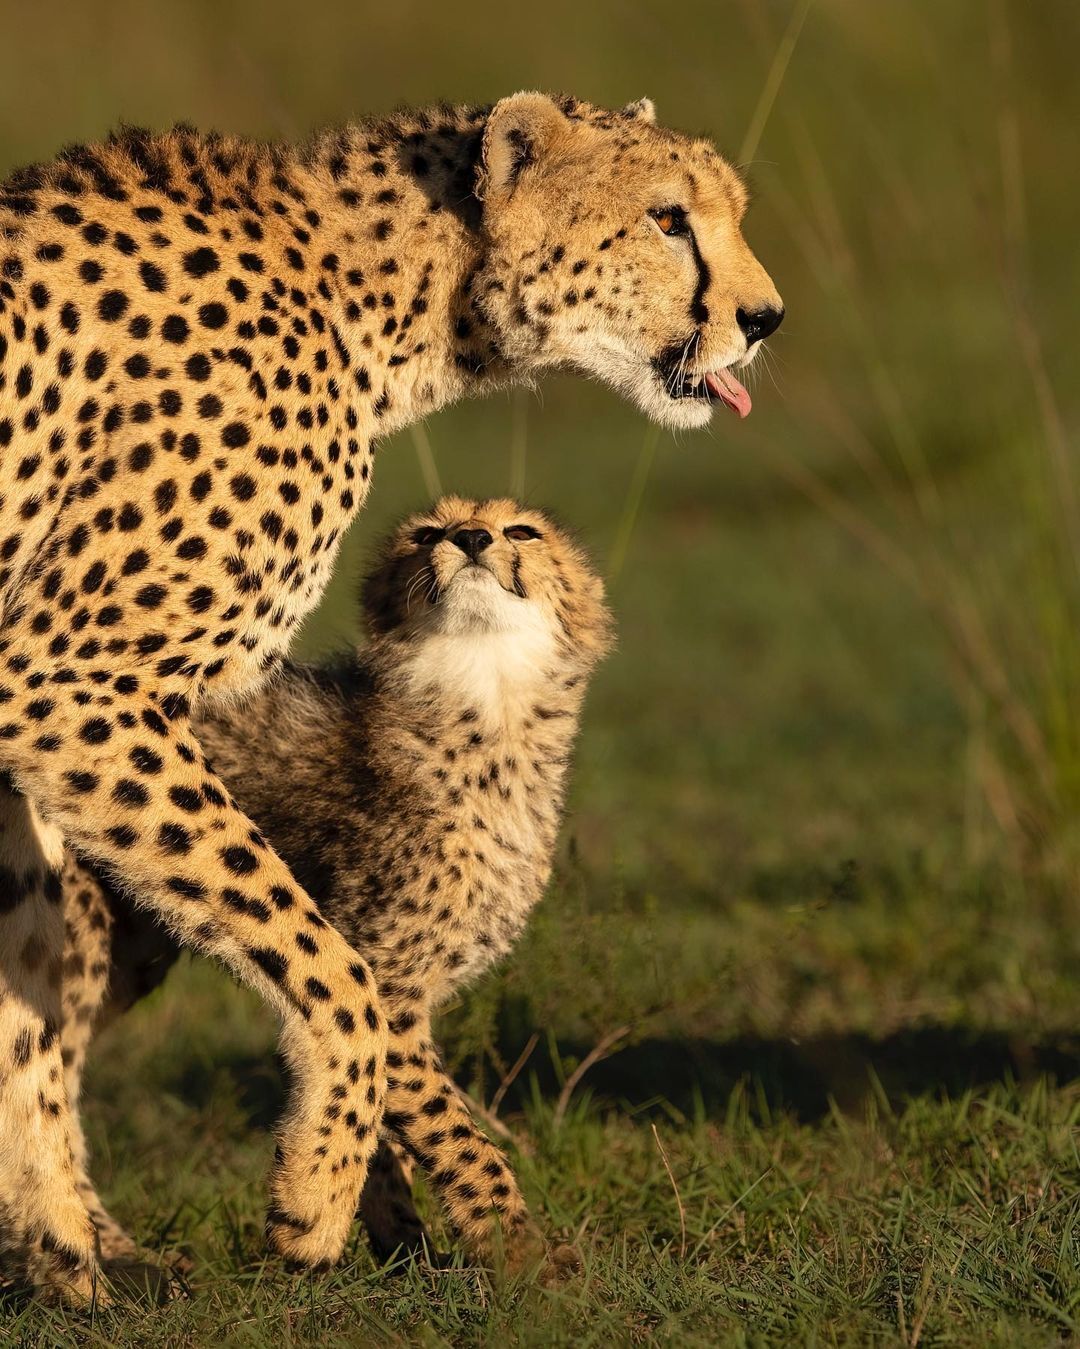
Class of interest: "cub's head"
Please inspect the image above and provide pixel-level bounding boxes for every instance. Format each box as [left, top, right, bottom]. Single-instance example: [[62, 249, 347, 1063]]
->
[[362, 495, 612, 662], [474, 92, 783, 432]]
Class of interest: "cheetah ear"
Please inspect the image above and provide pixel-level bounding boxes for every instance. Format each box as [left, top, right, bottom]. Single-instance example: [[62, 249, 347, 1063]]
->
[[479, 92, 570, 206], [621, 97, 656, 125]]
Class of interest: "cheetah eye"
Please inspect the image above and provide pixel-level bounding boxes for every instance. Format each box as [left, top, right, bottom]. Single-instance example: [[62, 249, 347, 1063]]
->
[[412, 526, 445, 546], [649, 206, 689, 237], [504, 524, 542, 542]]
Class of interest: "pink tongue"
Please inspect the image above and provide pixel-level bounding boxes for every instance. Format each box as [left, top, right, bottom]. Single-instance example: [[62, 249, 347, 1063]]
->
[[705, 369, 752, 418]]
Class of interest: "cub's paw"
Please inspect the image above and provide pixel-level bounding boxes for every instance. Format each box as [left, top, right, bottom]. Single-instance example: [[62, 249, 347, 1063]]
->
[[100, 1257, 181, 1306], [538, 1241, 583, 1285], [492, 1223, 581, 1285]]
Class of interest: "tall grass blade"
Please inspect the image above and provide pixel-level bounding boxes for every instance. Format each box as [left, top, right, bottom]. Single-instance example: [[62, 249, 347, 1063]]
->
[[738, 0, 814, 166], [410, 421, 442, 498], [608, 423, 660, 583], [509, 387, 529, 499]]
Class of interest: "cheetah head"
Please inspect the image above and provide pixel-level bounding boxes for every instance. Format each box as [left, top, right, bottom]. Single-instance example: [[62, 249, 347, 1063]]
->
[[474, 93, 783, 432], [362, 496, 612, 661]]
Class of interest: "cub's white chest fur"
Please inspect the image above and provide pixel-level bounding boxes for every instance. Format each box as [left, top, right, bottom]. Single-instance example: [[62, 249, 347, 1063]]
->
[[399, 570, 560, 725]]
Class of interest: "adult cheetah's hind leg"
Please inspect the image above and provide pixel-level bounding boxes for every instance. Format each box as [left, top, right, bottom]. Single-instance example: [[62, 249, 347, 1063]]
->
[[58, 853, 140, 1263], [0, 777, 102, 1303], [358, 1137, 432, 1265]]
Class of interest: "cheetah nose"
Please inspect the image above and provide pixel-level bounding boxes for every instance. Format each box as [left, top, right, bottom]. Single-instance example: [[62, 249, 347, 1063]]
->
[[736, 304, 784, 345], [451, 528, 494, 562]]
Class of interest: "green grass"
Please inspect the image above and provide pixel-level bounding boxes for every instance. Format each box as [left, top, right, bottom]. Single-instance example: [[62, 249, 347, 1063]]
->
[[3, 0, 1080, 1343], [9, 965, 1080, 1346]]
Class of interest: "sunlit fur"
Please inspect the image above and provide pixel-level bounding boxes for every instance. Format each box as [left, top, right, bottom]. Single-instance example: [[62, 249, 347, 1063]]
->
[[475, 93, 783, 430], [0, 89, 774, 1299], [57, 497, 611, 1274]]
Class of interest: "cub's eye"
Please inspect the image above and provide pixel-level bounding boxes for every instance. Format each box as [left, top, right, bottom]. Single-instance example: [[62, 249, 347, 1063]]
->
[[412, 526, 444, 546], [649, 206, 689, 237], [504, 524, 542, 542]]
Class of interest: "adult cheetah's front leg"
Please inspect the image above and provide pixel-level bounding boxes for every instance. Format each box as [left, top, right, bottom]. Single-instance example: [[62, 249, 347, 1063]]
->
[[1, 688, 389, 1281], [357, 1137, 431, 1264]]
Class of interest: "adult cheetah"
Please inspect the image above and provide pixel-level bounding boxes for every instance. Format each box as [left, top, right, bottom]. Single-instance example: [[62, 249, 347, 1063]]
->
[[58, 495, 611, 1278], [0, 92, 782, 1300]]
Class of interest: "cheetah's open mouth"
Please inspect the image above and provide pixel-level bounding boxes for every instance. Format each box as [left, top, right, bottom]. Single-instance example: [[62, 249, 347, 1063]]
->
[[653, 354, 752, 418]]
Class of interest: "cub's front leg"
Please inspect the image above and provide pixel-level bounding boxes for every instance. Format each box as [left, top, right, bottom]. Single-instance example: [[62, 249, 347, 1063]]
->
[[381, 1013, 573, 1279]]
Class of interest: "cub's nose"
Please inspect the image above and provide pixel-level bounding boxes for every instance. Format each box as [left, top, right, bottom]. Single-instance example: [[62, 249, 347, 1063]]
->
[[451, 528, 493, 561], [736, 304, 785, 345]]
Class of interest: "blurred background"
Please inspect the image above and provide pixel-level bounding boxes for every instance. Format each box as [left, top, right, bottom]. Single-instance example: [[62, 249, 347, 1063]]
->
[[3, 0, 1079, 1133]]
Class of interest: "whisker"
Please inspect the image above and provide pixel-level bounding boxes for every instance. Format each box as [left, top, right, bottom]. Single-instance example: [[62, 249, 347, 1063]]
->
[[405, 565, 435, 614]]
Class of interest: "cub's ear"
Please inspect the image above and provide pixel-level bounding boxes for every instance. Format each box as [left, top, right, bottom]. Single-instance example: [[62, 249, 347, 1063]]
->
[[479, 92, 570, 205], [621, 97, 656, 124]]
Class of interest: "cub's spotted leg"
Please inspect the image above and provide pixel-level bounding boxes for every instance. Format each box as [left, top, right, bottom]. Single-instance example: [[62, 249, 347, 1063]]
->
[[3, 691, 389, 1274], [58, 853, 139, 1262], [0, 777, 101, 1303], [358, 1137, 430, 1264], [382, 1016, 547, 1276]]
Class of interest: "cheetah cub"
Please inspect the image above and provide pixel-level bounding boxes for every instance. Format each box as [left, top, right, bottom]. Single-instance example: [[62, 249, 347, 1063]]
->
[[67, 495, 612, 1273]]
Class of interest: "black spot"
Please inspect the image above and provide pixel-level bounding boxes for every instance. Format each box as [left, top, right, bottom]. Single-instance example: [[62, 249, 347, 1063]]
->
[[52, 202, 83, 226], [169, 785, 203, 812], [176, 536, 206, 561], [142, 707, 169, 736], [135, 583, 167, 608], [113, 779, 149, 807], [79, 716, 111, 744], [198, 301, 228, 329], [183, 247, 220, 278], [122, 549, 150, 576], [185, 352, 211, 381], [167, 875, 207, 900], [158, 821, 192, 854], [160, 691, 188, 720], [154, 479, 178, 513], [222, 845, 258, 875], [139, 260, 167, 292], [162, 314, 190, 343], [97, 290, 129, 322], [248, 946, 288, 984], [130, 745, 162, 774], [84, 349, 107, 380]]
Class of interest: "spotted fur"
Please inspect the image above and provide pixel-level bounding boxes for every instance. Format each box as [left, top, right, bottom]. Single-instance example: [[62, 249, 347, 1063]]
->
[[0, 92, 780, 1300], [60, 497, 610, 1275]]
